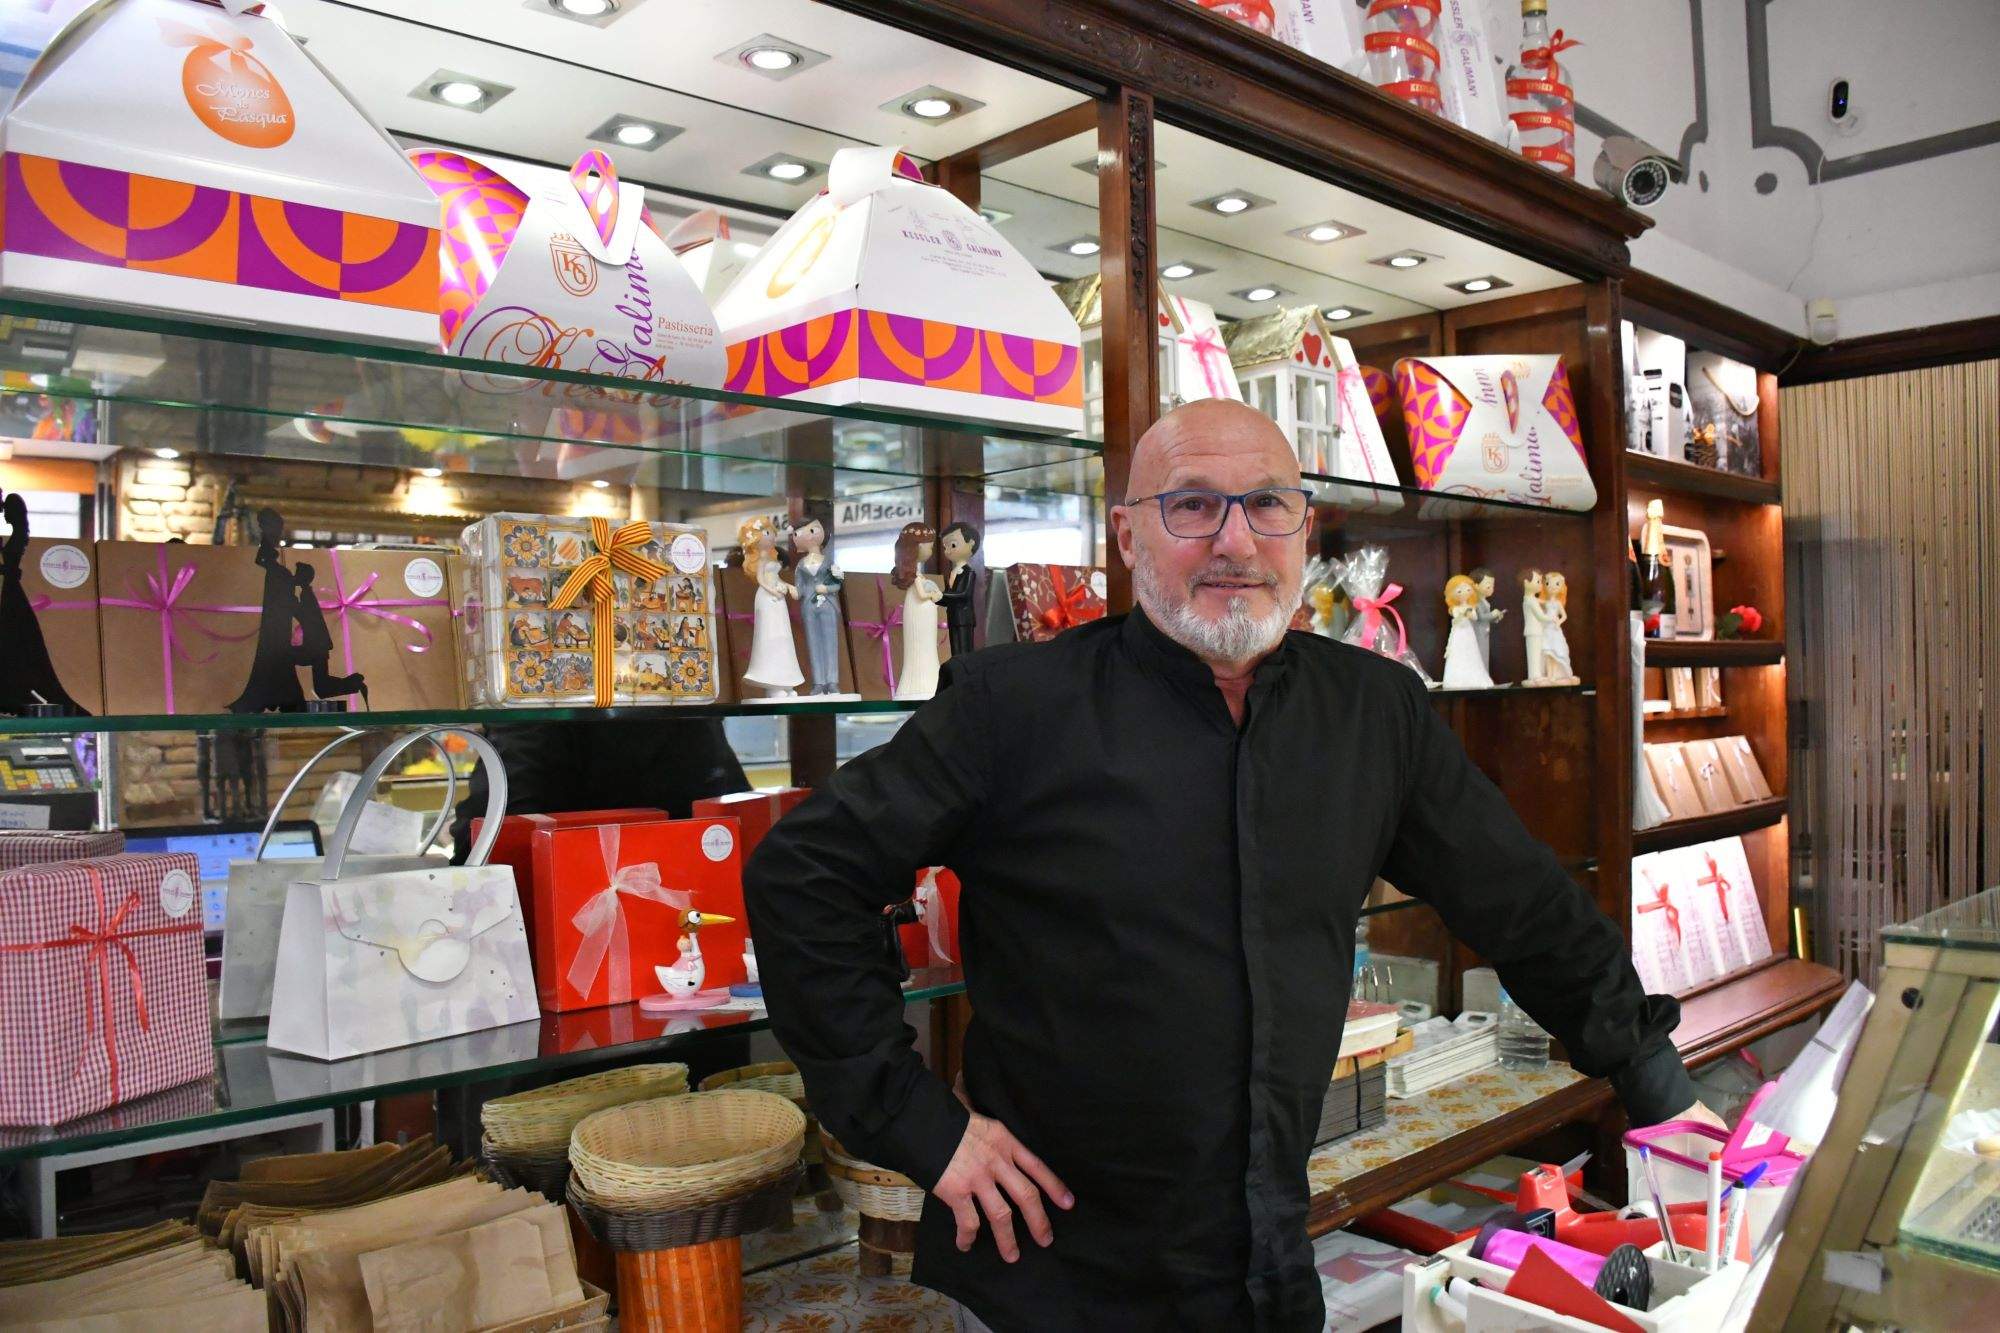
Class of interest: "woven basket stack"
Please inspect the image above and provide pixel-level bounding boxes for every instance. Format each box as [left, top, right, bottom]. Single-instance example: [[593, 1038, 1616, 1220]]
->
[[695, 1060, 824, 1166], [481, 1063, 689, 1196], [820, 1130, 925, 1224]]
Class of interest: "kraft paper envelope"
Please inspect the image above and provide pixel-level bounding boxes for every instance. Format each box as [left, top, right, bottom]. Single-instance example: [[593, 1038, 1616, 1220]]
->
[[10, 1287, 265, 1333], [262, 1175, 501, 1285], [1680, 738, 1737, 813], [357, 1205, 580, 1333], [286, 1185, 536, 1330], [0, 1245, 232, 1320]]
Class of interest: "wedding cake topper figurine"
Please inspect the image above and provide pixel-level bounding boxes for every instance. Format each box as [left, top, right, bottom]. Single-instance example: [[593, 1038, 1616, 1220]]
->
[[1440, 574, 1496, 689], [739, 514, 804, 702], [789, 512, 857, 699], [891, 521, 943, 701], [1520, 569, 1547, 685], [1521, 568, 1580, 687], [938, 521, 981, 658], [1468, 566, 1505, 674]]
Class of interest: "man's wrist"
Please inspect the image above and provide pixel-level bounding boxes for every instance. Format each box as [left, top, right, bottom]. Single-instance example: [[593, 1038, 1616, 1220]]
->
[[878, 1070, 973, 1191], [1611, 1040, 1699, 1127]]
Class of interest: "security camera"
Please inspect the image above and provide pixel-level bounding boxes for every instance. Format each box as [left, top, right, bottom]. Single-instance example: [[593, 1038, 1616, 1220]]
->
[[1827, 78, 1860, 136], [1593, 136, 1684, 208]]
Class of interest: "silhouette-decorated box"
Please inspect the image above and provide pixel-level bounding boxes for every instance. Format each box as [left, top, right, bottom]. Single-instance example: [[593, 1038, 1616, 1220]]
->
[[0, 497, 103, 716], [95, 535, 458, 716]]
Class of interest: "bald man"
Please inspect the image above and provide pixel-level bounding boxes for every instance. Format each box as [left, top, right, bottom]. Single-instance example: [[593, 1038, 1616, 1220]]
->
[[748, 401, 1710, 1331]]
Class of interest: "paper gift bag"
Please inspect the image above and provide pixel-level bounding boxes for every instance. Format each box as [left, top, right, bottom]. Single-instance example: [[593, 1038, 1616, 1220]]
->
[[1003, 564, 1107, 643], [716, 563, 855, 704], [527, 817, 747, 1011], [220, 731, 457, 1022], [842, 573, 949, 700], [896, 866, 961, 970], [305, 549, 460, 712], [1393, 355, 1597, 512], [0, 852, 213, 1125], [691, 787, 810, 865], [475, 808, 665, 968], [0, 828, 122, 870], [2, 525, 105, 715], [267, 729, 539, 1061], [1690, 837, 1772, 966]]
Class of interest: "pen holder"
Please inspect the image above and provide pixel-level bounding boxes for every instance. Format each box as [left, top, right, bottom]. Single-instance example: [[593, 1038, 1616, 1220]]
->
[[1623, 1122, 1801, 1250]]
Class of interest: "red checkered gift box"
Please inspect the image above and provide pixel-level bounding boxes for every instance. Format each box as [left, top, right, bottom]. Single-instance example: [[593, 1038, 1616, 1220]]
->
[[0, 853, 214, 1126], [0, 829, 125, 871]]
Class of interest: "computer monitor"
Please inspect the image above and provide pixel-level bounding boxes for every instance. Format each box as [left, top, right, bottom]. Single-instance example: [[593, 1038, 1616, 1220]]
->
[[121, 820, 322, 934]]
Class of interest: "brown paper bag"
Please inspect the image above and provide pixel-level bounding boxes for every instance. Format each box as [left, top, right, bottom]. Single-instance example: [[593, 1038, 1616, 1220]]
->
[[357, 1207, 577, 1333], [10, 1286, 266, 1333], [1718, 735, 1775, 801], [842, 573, 950, 701]]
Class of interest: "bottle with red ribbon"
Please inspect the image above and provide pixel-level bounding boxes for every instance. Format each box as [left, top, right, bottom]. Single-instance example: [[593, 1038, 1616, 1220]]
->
[[1505, 0, 1580, 177], [1364, 0, 1446, 118]]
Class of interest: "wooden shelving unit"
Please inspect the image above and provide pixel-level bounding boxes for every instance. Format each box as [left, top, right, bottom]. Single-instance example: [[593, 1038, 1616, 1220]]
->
[[1625, 452, 1781, 505], [1634, 796, 1789, 853], [1646, 640, 1785, 667]]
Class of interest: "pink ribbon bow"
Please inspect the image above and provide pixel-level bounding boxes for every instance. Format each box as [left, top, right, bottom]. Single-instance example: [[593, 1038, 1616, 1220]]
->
[[97, 547, 259, 714], [567, 823, 690, 1003], [315, 553, 443, 675], [915, 867, 954, 965], [1179, 325, 1236, 399], [1333, 366, 1384, 482], [1350, 583, 1410, 660], [851, 605, 906, 695]]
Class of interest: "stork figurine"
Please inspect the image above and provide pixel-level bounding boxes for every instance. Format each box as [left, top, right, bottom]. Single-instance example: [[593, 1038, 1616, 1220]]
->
[[640, 909, 736, 1013]]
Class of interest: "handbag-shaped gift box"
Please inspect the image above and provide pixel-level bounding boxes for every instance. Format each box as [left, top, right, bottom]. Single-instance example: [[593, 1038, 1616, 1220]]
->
[[0, 851, 213, 1125], [1393, 354, 1597, 512], [266, 728, 539, 1061], [218, 730, 458, 1023]]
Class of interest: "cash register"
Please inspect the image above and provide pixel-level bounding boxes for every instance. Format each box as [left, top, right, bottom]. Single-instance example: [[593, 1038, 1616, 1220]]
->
[[0, 737, 96, 830]]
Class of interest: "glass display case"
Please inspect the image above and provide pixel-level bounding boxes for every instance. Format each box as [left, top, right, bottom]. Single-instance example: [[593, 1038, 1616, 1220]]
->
[[1752, 886, 2000, 1329]]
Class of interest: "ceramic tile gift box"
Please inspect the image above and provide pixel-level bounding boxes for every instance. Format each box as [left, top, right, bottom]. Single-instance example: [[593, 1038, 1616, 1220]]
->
[[456, 514, 719, 708]]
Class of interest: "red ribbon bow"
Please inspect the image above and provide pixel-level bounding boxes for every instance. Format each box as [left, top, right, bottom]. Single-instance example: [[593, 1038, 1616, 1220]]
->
[[1698, 853, 1731, 922], [1636, 881, 1681, 943], [1036, 568, 1093, 635]]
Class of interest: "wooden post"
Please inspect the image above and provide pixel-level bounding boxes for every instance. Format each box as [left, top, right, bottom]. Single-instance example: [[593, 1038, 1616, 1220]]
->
[[1096, 88, 1158, 616]]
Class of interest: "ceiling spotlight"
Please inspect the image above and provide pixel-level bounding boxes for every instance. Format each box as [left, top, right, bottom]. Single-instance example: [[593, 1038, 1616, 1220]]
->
[[414, 72, 512, 111], [1161, 263, 1195, 280], [588, 115, 680, 150], [1052, 237, 1100, 257], [1323, 306, 1371, 321], [1447, 275, 1513, 295], [1372, 250, 1434, 270], [910, 97, 954, 118], [768, 160, 809, 180], [882, 85, 984, 125], [538, 0, 631, 26], [1234, 285, 1282, 302], [978, 206, 1013, 226], [720, 35, 828, 80], [551, 0, 614, 16], [153, 447, 180, 460], [590, 478, 611, 489], [1193, 190, 1272, 217], [742, 153, 825, 184], [1288, 219, 1365, 244], [1462, 278, 1492, 292], [418, 466, 443, 478]]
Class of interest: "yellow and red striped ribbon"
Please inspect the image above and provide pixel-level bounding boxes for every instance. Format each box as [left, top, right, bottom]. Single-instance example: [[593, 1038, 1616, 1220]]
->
[[550, 518, 667, 706]]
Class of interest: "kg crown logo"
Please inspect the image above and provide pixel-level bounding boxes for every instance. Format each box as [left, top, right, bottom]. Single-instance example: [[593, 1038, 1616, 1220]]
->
[[549, 233, 599, 298]]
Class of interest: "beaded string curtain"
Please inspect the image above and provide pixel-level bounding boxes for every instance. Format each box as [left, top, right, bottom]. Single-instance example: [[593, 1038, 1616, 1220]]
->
[[1783, 360, 2000, 982]]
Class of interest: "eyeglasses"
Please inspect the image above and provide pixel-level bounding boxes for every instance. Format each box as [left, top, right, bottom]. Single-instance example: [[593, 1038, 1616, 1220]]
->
[[1122, 487, 1313, 539]]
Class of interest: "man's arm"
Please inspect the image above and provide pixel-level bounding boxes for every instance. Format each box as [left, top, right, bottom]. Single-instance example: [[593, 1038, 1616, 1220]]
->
[[1377, 673, 1697, 1125]]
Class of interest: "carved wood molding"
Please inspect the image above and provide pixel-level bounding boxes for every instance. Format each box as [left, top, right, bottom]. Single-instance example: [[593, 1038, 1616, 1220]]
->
[[825, 0, 1646, 277]]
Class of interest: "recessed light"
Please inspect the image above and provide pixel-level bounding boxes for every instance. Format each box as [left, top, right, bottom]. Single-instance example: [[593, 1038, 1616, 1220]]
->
[[587, 114, 681, 151], [1052, 237, 1100, 257], [550, 0, 615, 17], [413, 71, 512, 112], [910, 97, 953, 118], [616, 123, 656, 146], [1462, 279, 1492, 292], [718, 34, 828, 81], [1388, 255, 1421, 268], [881, 85, 984, 124], [741, 153, 825, 184], [591, 478, 611, 489], [1288, 219, 1365, 244], [153, 447, 180, 460], [1323, 306, 1371, 321], [1193, 190, 1272, 216], [419, 466, 443, 478], [1161, 263, 1195, 280], [978, 206, 1013, 226], [1447, 275, 1514, 295], [1371, 251, 1437, 270], [1233, 285, 1283, 302]]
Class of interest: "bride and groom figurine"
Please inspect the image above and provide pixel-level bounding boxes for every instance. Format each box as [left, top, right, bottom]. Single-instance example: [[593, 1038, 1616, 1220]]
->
[[1519, 568, 1579, 686], [887, 519, 979, 702], [740, 513, 856, 703], [228, 508, 366, 714], [1438, 566, 1575, 688]]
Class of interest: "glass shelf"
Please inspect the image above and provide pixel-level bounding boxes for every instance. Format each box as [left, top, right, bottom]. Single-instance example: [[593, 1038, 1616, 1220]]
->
[[1304, 470, 1596, 527], [0, 968, 965, 1163], [0, 297, 1099, 498], [0, 698, 920, 737]]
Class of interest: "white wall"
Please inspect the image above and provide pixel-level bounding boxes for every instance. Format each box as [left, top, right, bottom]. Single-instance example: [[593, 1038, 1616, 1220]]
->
[[1468, 0, 2000, 339]]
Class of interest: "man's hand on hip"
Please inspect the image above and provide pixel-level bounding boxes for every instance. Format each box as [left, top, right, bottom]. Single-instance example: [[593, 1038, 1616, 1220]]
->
[[936, 1077, 1074, 1262]]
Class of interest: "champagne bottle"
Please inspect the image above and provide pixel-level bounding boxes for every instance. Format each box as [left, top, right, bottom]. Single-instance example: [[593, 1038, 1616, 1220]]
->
[[1637, 498, 1676, 638]]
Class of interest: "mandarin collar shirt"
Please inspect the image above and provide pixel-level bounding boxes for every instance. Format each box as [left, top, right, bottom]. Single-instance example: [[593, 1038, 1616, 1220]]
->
[[747, 608, 1692, 1330]]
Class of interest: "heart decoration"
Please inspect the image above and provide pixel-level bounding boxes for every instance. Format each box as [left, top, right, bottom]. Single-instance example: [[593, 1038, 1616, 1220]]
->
[[1302, 332, 1323, 365], [1158, 311, 1171, 328]]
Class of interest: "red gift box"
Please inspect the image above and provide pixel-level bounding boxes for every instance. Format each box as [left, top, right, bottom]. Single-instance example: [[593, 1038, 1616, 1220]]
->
[[529, 817, 749, 1011], [1003, 564, 1107, 643], [475, 808, 665, 965], [690, 787, 810, 864], [0, 853, 213, 1126], [898, 866, 962, 969], [0, 829, 124, 871]]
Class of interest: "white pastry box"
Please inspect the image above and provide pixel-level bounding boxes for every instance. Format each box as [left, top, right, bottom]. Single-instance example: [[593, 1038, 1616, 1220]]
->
[[409, 147, 724, 387], [1393, 354, 1598, 512], [0, 0, 439, 345], [713, 145, 1084, 435], [666, 207, 749, 306]]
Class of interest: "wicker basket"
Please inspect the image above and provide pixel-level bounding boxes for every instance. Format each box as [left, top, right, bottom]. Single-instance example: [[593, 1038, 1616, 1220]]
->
[[568, 1165, 802, 1252], [481, 1136, 575, 1201], [569, 1090, 805, 1211], [697, 1061, 822, 1166], [482, 1063, 689, 1157], [820, 1131, 925, 1224]]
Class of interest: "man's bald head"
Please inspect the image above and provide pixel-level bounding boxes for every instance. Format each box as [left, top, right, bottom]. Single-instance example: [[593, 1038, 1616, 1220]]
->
[[1125, 399, 1302, 504]]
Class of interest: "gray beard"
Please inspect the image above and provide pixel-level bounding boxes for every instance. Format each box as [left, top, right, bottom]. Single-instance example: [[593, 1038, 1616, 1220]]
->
[[1134, 549, 1299, 665]]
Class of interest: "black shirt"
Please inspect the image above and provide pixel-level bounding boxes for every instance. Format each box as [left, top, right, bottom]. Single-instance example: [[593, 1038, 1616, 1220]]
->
[[746, 608, 1692, 1331]]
